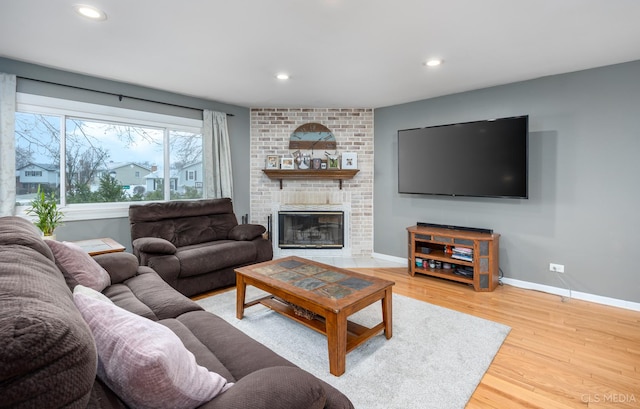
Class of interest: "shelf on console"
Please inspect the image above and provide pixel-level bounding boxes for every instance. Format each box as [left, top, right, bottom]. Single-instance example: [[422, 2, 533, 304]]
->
[[262, 169, 359, 189]]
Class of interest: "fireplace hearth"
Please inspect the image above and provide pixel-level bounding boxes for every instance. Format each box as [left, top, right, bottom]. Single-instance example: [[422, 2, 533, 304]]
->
[[278, 211, 344, 249]]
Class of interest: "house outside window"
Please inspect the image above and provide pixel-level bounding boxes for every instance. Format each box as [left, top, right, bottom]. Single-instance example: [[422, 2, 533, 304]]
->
[[14, 93, 205, 219]]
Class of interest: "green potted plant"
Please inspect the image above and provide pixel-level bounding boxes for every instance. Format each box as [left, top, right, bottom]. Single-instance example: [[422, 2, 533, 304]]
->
[[26, 186, 64, 239]]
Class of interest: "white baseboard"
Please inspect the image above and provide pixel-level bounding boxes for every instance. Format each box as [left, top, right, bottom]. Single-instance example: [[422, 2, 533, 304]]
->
[[372, 252, 406, 265], [500, 278, 640, 312], [372, 254, 640, 312]]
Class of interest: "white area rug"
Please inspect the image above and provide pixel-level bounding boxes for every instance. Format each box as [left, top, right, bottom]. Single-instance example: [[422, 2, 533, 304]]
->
[[197, 288, 510, 409]]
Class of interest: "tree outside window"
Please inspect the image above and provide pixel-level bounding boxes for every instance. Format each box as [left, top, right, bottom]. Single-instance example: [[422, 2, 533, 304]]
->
[[15, 111, 203, 206]]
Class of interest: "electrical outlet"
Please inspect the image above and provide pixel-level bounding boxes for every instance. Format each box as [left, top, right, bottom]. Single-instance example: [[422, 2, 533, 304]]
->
[[549, 263, 565, 273]]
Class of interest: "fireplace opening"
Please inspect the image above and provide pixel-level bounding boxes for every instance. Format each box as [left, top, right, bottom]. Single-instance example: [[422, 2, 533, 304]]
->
[[278, 211, 344, 249]]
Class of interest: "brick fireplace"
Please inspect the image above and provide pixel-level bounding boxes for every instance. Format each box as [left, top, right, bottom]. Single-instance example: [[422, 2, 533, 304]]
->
[[250, 108, 374, 257]]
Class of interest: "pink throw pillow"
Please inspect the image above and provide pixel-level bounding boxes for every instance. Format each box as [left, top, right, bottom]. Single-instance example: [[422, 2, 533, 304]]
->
[[73, 292, 232, 409], [45, 240, 111, 291]]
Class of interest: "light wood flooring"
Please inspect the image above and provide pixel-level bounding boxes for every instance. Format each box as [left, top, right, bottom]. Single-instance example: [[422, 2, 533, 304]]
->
[[350, 267, 640, 409], [197, 266, 639, 408]]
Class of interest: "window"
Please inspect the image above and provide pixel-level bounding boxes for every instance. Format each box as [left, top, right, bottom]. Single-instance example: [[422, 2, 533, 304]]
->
[[169, 129, 202, 200], [14, 94, 204, 219]]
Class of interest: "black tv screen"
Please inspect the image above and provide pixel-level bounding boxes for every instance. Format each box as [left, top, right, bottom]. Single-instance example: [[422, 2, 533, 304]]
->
[[398, 115, 528, 199]]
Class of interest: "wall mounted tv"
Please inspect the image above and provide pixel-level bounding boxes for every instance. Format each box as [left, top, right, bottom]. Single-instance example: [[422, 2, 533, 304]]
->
[[398, 115, 528, 199]]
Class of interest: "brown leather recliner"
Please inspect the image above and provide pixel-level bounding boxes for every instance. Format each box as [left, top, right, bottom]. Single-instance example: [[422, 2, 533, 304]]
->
[[129, 198, 273, 297]]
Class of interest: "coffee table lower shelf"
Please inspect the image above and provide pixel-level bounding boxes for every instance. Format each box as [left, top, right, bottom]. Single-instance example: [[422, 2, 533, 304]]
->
[[256, 296, 387, 354]]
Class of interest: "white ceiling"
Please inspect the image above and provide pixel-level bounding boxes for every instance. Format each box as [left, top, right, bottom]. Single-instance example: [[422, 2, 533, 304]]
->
[[1, 0, 639, 109]]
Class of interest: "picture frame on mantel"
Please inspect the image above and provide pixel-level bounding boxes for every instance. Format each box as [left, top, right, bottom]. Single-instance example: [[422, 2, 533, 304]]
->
[[327, 154, 340, 169], [266, 155, 280, 169], [341, 152, 357, 169], [281, 157, 295, 170]]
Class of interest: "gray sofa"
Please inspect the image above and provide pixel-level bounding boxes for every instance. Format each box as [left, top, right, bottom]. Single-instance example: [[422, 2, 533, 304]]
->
[[129, 198, 273, 297], [0, 216, 353, 409]]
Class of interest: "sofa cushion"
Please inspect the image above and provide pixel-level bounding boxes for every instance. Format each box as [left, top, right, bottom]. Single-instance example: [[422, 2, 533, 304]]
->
[[45, 240, 111, 291], [228, 224, 266, 241], [175, 311, 296, 379], [102, 284, 157, 320], [176, 240, 257, 278], [0, 216, 55, 262], [159, 318, 236, 382], [129, 197, 235, 222], [0, 241, 97, 409], [122, 271, 203, 319], [199, 367, 326, 409], [129, 198, 240, 248], [73, 292, 233, 409]]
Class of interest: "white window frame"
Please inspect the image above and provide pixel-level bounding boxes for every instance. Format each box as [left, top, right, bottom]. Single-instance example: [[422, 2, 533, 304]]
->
[[15, 93, 204, 221]]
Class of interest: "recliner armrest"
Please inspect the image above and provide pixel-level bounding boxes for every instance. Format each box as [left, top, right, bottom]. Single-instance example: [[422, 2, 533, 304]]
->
[[228, 224, 266, 241], [132, 237, 177, 254]]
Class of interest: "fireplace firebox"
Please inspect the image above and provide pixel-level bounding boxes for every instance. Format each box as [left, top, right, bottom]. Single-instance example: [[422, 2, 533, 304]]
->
[[278, 211, 344, 249]]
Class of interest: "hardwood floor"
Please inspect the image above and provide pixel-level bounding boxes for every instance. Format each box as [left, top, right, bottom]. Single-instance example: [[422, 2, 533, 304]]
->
[[197, 266, 639, 408], [350, 267, 640, 409]]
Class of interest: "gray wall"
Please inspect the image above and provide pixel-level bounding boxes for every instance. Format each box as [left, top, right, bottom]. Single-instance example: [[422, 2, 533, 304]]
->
[[0, 57, 251, 250], [374, 60, 640, 303]]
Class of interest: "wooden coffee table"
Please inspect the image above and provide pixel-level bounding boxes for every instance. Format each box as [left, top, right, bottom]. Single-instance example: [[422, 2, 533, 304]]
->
[[235, 256, 394, 376]]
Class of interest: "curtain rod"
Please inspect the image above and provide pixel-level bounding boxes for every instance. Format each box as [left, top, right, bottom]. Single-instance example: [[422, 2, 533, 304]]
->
[[17, 76, 234, 117]]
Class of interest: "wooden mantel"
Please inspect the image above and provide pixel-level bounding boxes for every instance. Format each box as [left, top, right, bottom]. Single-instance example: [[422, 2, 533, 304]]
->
[[262, 169, 359, 189]]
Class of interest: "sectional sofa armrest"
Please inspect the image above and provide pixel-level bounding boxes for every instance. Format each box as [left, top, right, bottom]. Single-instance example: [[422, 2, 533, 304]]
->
[[228, 224, 266, 241], [93, 252, 151, 284], [132, 237, 177, 255], [201, 367, 326, 409]]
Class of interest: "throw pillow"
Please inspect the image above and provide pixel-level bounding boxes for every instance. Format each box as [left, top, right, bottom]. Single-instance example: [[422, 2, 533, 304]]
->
[[73, 284, 113, 304], [73, 292, 232, 409], [45, 240, 111, 291], [228, 224, 266, 241]]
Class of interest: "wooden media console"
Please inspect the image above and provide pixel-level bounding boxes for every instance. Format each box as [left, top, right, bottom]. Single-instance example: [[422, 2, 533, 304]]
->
[[407, 225, 500, 291]]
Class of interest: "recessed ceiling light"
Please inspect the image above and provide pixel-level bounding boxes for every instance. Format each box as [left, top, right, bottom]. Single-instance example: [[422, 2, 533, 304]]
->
[[424, 59, 443, 67], [74, 4, 107, 21], [276, 73, 290, 80]]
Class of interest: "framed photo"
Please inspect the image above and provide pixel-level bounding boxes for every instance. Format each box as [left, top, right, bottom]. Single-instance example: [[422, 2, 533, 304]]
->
[[280, 157, 295, 170], [266, 155, 280, 169], [312, 158, 322, 170], [327, 155, 340, 169], [341, 152, 357, 169]]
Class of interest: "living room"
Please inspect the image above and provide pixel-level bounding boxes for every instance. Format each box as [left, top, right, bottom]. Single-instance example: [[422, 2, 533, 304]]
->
[[1, 2, 639, 408]]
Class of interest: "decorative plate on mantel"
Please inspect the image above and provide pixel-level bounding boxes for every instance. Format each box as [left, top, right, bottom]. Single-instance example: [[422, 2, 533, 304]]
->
[[289, 123, 337, 150]]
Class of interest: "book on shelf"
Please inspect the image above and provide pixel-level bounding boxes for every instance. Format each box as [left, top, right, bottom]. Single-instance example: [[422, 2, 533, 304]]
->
[[452, 247, 473, 260], [451, 254, 473, 262]]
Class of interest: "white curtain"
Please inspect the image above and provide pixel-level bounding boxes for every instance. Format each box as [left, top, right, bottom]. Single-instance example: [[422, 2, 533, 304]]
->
[[0, 73, 17, 216], [203, 110, 233, 199]]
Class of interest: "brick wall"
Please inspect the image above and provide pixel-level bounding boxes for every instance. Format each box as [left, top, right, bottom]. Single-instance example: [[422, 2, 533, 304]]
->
[[250, 108, 374, 256]]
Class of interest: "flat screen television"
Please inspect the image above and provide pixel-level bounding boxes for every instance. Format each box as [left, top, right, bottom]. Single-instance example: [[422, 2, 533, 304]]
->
[[398, 115, 528, 199]]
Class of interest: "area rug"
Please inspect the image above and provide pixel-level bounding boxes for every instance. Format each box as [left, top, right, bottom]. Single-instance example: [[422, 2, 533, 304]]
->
[[197, 288, 510, 409]]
